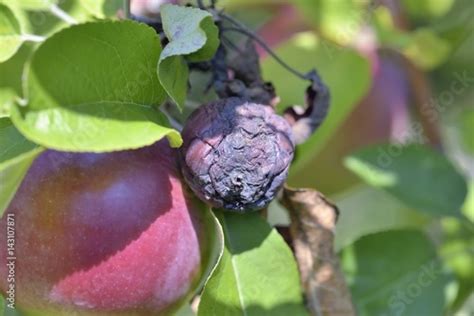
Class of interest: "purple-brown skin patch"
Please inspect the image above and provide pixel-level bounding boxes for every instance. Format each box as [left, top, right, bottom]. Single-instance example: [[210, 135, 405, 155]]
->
[[0, 140, 207, 316], [180, 98, 295, 212]]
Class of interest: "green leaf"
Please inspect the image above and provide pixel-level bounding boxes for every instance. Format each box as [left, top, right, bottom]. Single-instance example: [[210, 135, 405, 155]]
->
[[1, 0, 57, 10], [403, 28, 452, 70], [158, 4, 219, 109], [0, 3, 23, 62], [220, 0, 286, 7], [0, 1, 50, 36], [4, 304, 24, 316], [267, 199, 290, 226], [79, 0, 122, 19], [198, 211, 307, 316], [294, 0, 368, 45], [440, 216, 474, 312], [345, 144, 468, 217], [401, 0, 455, 19], [0, 156, 38, 221], [334, 186, 430, 251], [341, 230, 453, 316], [175, 304, 196, 316], [2, 0, 93, 37], [457, 295, 474, 316], [462, 180, 474, 222], [160, 4, 219, 63], [11, 20, 182, 152], [0, 117, 43, 217], [0, 44, 32, 117], [193, 203, 225, 297], [159, 54, 189, 111], [261, 32, 371, 174], [372, 7, 453, 70], [459, 108, 474, 155]]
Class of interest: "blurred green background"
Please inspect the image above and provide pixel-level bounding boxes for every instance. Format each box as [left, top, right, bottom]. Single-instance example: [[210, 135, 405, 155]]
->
[[0, 0, 473, 315], [221, 1, 474, 315]]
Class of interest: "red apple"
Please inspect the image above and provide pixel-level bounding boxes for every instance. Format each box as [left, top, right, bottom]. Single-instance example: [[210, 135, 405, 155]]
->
[[0, 140, 212, 315]]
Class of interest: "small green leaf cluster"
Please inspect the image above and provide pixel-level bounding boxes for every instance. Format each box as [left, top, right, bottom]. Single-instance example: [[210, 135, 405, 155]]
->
[[158, 4, 219, 108]]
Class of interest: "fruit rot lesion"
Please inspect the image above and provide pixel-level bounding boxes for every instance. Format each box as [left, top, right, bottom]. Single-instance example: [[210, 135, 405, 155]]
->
[[179, 97, 295, 212], [178, 33, 329, 213]]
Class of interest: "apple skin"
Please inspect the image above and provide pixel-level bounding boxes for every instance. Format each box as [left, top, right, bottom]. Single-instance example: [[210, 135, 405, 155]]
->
[[0, 140, 210, 316]]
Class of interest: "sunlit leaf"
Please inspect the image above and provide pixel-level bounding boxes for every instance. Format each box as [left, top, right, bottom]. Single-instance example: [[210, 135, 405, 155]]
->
[[198, 211, 307, 316], [158, 4, 219, 109], [401, 0, 455, 19], [440, 216, 474, 312], [11, 20, 182, 152], [294, 0, 368, 45], [0, 3, 23, 62], [0, 117, 43, 217], [334, 186, 430, 251], [78, 0, 121, 18], [403, 28, 452, 70], [345, 144, 468, 217], [0, 0, 57, 11], [0, 44, 32, 117]]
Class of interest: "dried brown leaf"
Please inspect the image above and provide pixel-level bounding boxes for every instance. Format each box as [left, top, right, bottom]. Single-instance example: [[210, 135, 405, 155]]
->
[[284, 71, 330, 144], [280, 187, 355, 316]]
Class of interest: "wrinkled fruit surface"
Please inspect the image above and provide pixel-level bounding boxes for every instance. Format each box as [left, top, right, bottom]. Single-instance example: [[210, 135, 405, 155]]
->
[[0, 140, 210, 316], [180, 98, 295, 212]]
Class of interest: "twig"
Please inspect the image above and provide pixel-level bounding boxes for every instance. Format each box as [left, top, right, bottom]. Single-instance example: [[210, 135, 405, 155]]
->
[[221, 26, 311, 81], [217, 11, 313, 81], [197, 0, 205, 9], [160, 104, 183, 131], [49, 4, 77, 24], [221, 35, 244, 55], [21, 34, 46, 43], [209, 43, 228, 97], [123, 0, 131, 19]]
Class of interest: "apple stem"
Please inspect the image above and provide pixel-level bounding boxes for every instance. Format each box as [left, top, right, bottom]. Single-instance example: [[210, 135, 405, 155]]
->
[[197, 0, 216, 9], [22, 34, 46, 43], [49, 4, 78, 25], [161, 106, 183, 131], [16, 97, 28, 106], [217, 12, 314, 82], [123, 0, 131, 19]]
